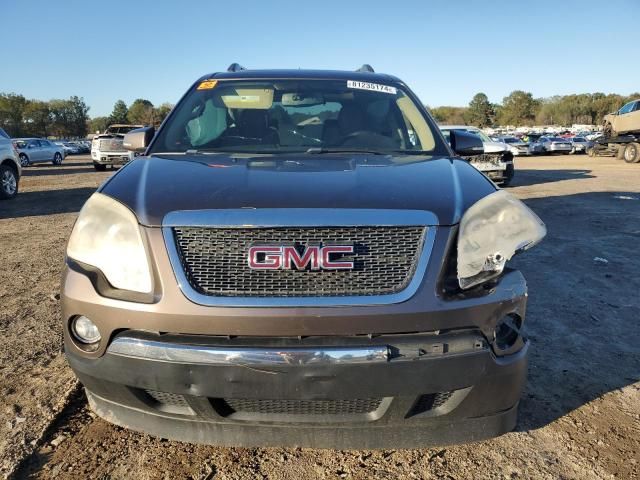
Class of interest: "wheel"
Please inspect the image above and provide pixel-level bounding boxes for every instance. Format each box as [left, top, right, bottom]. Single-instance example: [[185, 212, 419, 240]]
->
[[623, 143, 640, 163], [0, 164, 18, 200], [52, 152, 63, 165], [501, 163, 515, 187], [19, 154, 30, 167], [616, 145, 626, 160], [93, 162, 107, 171]]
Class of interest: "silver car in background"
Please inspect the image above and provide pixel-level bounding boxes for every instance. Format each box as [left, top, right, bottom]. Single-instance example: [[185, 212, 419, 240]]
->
[[13, 138, 65, 166], [499, 136, 531, 156], [570, 136, 593, 154], [0, 127, 21, 199], [536, 136, 573, 154]]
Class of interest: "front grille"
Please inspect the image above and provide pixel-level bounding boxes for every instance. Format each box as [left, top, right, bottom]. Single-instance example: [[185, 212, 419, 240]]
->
[[406, 391, 454, 417], [219, 397, 383, 415], [98, 138, 125, 152], [465, 153, 504, 165], [172, 226, 426, 297], [144, 389, 189, 407]]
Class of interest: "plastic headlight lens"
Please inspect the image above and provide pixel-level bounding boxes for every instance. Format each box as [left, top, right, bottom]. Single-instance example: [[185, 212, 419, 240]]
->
[[457, 190, 546, 289], [67, 193, 152, 293]]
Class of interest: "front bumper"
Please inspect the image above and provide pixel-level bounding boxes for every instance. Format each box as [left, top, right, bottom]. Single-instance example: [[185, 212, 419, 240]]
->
[[547, 146, 572, 153], [91, 150, 134, 165], [62, 225, 530, 448], [67, 331, 527, 449]]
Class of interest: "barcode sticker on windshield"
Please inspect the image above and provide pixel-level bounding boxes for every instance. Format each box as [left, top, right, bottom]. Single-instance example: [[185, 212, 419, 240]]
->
[[347, 80, 397, 95]]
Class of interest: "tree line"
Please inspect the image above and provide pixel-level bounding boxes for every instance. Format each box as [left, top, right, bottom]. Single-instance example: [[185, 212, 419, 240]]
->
[[0, 93, 90, 138], [88, 99, 174, 134], [0, 93, 174, 139], [429, 91, 640, 128]]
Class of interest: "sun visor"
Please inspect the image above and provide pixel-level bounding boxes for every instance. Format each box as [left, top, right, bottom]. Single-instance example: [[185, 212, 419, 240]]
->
[[221, 89, 274, 109]]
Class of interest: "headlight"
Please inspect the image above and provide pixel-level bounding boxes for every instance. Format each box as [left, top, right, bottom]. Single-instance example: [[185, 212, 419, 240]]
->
[[67, 193, 153, 293], [457, 190, 546, 289]]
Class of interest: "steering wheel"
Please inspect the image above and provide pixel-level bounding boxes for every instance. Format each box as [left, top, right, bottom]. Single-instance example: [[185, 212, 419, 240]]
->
[[337, 131, 394, 148]]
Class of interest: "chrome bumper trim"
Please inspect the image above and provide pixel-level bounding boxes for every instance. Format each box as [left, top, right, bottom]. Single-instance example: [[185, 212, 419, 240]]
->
[[108, 336, 390, 366]]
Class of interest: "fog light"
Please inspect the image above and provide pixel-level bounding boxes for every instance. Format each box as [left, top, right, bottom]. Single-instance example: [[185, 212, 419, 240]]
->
[[494, 314, 522, 350], [71, 316, 101, 344]]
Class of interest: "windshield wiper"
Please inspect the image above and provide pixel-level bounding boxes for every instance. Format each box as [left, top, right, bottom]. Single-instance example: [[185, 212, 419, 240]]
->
[[392, 150, 433, 155], [305, 147, 387, 155]]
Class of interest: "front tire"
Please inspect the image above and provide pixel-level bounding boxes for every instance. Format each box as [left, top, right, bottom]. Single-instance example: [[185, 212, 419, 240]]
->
[[93, 162, 107, 171], [19, 154, 30, 167], [0, 164, 18, 200], [623, 143, 640, 163], [52, 152, 63, 165]]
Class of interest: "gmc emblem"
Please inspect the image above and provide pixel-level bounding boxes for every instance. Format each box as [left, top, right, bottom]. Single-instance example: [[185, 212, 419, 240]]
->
[[248, 245, 354, 270]]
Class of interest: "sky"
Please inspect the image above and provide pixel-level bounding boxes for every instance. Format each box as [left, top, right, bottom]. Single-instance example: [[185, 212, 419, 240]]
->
[[2, 0, 639, 117]]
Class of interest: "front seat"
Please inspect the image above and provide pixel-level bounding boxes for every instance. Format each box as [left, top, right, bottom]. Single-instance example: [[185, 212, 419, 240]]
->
[[322, 104, 366, 147], [219, 109, 280, 146]]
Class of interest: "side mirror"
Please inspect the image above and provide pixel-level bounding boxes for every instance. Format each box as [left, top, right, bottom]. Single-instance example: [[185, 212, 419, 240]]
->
[[123, 127, 155, 153], [450, 130, 484, 156]]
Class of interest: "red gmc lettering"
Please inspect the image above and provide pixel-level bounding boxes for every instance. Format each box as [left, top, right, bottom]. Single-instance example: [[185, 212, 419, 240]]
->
[[248, 245, 354, 270], [283, 246, 320, 270], [321, 245, 355, 269], [248, 246, 282, 269]]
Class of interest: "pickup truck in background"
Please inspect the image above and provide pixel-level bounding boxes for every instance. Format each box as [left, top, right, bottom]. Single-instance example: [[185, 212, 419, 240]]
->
[[91, 124, 144, 171]]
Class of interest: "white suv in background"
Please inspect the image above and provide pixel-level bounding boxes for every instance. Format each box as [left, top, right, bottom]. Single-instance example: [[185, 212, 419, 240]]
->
[[0, 128, 21, 200], [439, 125, 514, 186]]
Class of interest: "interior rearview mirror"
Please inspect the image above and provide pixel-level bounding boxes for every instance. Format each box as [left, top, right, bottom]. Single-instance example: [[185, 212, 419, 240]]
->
[[123, 127, 155, 153], [449, 130, 484, 156]]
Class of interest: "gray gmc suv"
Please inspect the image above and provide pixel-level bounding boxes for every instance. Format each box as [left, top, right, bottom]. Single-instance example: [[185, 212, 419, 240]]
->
[[62, 65, 546, 448]]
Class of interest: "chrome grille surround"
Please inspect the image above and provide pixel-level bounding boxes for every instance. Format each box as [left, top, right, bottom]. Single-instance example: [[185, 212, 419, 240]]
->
[[173, 226, 425, 297], [163, 209, 438, 307]]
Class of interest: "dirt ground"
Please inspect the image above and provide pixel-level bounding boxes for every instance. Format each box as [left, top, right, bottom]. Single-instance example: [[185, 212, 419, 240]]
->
[[0, 154, 638, 480]]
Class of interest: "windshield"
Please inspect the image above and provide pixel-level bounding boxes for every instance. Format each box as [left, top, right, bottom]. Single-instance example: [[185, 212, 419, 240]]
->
[[466, 129, 491, 143], [149, 79, 442, 155], [503, 137, 519, 144], [105, 126, 140, 135]]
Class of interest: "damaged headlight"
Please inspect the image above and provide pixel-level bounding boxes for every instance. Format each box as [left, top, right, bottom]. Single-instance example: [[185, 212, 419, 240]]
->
[[67, 193, 153, 294], [457, 190, 546, 289]]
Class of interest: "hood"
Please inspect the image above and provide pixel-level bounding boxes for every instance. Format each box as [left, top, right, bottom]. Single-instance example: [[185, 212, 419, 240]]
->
[[100, 154, 496, 227]]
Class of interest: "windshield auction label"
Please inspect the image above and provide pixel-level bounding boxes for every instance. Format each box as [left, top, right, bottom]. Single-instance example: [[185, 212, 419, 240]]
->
[[347, 80, 397, 94]]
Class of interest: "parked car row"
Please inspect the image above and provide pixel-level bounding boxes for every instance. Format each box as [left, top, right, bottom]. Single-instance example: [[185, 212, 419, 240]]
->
[[55, 140, 91, 155], [492, 134, 594, 155]]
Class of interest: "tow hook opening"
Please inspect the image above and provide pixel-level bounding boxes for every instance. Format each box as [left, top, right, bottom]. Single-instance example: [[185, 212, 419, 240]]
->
[[494, 313, 523, 352]]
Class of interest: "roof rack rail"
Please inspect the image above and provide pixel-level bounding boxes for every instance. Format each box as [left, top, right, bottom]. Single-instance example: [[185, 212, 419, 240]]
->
[[356, 64, 375, 73], [227, 63, 246, 72]]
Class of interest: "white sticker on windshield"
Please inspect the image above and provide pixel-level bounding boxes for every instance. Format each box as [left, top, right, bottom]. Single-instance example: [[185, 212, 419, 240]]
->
[[347, 80, 397, 95]]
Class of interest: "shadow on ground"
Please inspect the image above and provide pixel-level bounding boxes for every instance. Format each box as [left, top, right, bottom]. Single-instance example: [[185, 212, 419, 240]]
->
[[510, 168, 594, 187], [22, 166, 96, 177], [512, 191, 640, 430], [0, 187, 96, 219]]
